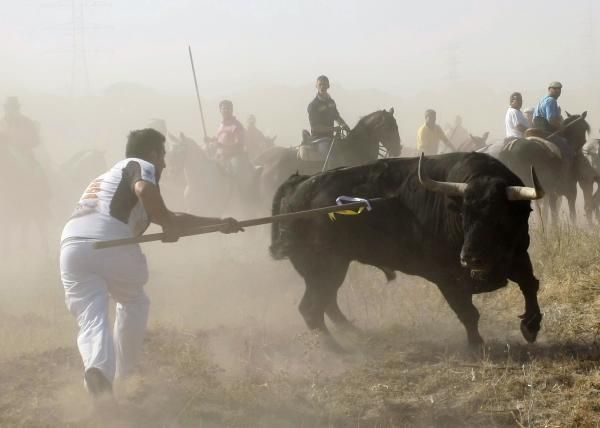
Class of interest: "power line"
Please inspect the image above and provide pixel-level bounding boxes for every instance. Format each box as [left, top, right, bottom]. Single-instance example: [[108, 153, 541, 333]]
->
[[44, 0, 111, 97]]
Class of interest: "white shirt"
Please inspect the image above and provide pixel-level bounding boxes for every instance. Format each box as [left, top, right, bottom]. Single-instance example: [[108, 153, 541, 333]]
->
[[61, 158, 157, 242], [505, 107, 530, 138]]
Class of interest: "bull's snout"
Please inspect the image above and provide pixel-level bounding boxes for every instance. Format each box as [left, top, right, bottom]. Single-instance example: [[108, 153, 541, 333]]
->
[[460, 249, 485, 269]]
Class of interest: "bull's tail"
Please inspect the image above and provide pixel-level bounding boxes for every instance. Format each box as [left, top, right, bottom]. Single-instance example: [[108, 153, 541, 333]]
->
[[269, 173, 309, 260]]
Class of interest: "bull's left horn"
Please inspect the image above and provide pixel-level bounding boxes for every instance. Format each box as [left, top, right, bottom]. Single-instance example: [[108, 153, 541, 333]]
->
[[418, 153, 467, 197], [506, 166, 545, 201]]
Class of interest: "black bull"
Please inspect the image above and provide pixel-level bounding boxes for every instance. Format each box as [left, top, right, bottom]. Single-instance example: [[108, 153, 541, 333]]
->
[[270, 152, 544, 349]]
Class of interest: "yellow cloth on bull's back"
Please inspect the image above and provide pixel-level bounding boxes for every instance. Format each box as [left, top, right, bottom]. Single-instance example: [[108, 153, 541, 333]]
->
[[417, 124, 447, 156], [328, 206, 365, 221]]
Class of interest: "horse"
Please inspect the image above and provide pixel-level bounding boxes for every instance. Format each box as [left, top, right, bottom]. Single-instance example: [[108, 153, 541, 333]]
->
[[163, 133, 261, 218], [494, 112, 590, 225], [0, 143, 52, 256], [579, 138, 600, 224], [455, 132, 489, 152], [255, 109, 401, 206]]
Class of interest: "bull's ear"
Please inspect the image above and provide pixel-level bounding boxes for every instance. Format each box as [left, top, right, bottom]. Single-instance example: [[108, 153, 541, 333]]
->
[[389, 107, 395, 116], [582, 111, 588, 119], [565, 111, 572, 117]]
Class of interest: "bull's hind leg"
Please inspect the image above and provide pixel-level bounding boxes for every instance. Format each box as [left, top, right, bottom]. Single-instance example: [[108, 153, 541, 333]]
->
[[326, 297, 361, 334], [436, 281, 483, 346], [297, 256, 349, 352]]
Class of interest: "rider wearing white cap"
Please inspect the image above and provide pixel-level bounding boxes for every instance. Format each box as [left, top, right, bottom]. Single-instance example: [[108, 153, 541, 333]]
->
[[533, 81, 563, 132]]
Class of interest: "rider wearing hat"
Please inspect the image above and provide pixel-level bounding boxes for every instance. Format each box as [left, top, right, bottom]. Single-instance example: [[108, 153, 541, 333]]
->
[[532, 81, 573, 159], [0, 97, 41, 154], [533, 81, 563, 132]]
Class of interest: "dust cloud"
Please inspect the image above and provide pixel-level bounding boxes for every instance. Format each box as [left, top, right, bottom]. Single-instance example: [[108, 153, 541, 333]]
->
[[1, 1, 600, 427]]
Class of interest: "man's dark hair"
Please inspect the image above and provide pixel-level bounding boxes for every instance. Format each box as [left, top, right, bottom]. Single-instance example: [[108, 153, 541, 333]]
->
[[125, 128, 165, 159], [316, 75, 330, 85], [510, 92, 522, 101], [219, 99, 233, 109]]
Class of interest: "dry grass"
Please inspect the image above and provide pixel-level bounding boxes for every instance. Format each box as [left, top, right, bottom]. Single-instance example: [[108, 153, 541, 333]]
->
[[0, 225, 599, 427]]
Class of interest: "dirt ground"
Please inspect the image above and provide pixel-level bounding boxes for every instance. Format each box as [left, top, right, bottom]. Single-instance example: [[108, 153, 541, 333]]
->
[[0, 224, 599, 427]]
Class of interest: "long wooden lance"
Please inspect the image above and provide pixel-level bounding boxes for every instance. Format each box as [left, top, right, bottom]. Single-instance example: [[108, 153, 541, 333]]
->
[[188, 45, 208, 140], [93, 197, 381, 249]]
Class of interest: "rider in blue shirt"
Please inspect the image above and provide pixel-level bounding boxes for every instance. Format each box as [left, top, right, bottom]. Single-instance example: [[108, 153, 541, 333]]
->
[[532, 81, 572, 159], [533, 82, 562, 132]]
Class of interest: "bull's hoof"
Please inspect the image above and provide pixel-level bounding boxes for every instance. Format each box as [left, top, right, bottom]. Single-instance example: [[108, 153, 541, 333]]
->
[[467, 340, 485, 356], [520, 320, 539, 343], [519, 312, 542, 343], [467, 331, 484, 348]]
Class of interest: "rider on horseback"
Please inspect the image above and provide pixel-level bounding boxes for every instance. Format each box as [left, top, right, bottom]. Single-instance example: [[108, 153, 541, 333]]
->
[[306, 75, 350, 158], [0, 97, 41, 156], [245, 114, 275, 160], [533, 82, 563, 132], [531, 81, 573, 159], [505, 92, 530, 140], [205, 100, 255, 193]]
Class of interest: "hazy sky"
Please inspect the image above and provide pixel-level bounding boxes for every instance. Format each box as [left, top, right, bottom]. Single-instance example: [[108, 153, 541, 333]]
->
[[1, 0, 598, 97]]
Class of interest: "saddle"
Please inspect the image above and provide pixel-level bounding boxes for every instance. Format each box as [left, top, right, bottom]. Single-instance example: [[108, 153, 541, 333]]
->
[[297, 129, 333, 162], [502, 128, 563, 159]]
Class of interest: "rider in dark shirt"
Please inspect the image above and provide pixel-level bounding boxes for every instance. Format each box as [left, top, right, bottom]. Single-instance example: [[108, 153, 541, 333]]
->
[[307, 75, 350, 139]]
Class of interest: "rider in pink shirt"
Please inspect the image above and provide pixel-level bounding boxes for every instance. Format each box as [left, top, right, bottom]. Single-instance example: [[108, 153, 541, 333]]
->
[[207, 100, 245, 159]]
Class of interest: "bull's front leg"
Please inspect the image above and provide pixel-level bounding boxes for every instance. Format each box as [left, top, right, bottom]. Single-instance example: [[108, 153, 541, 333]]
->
[[436, 281, 483, 346], [509, 253, 542, 343]]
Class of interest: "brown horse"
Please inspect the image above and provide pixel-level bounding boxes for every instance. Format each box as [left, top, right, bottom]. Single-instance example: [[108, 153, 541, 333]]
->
[[163, 133, 262, 218], [255, 109, 401, 206]]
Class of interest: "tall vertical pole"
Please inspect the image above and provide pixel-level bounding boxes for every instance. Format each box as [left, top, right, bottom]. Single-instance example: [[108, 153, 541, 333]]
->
[[188, 46, 208, 140]]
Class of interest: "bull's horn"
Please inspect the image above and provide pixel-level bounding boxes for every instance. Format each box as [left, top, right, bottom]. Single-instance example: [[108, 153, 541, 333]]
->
[[418, 153, 467, 197], [506, 166, 545, 201]]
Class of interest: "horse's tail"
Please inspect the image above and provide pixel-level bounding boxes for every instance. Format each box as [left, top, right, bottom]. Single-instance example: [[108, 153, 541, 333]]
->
[[269, 173, 309, 260]]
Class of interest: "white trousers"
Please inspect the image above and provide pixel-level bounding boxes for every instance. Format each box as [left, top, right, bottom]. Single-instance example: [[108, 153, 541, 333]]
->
[[60, 238, 150, 383]]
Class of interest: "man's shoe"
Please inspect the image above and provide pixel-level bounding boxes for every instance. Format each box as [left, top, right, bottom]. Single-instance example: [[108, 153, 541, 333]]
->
[[84, 367, 113, 398]]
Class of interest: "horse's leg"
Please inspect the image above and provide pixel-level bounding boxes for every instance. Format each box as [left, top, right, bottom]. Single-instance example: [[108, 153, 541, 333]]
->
[[580, 178, 594, 226], [567, 193, 577, 225]]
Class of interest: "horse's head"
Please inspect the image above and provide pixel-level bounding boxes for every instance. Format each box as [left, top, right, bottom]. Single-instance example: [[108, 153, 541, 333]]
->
[[563, 111, 589, 151], [461, 132, 489, 152], [165, 132, 206, 178], [352, 108, 402, 157]]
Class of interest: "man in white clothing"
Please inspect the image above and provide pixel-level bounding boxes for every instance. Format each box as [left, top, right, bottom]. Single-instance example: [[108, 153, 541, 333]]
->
[[505, 92, 530, 139], [60, 128, 242, 399]]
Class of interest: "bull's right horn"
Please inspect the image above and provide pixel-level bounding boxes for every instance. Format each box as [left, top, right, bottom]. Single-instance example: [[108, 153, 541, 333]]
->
[[418, 153, 467, 197], [506, 166, 545, 201]]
